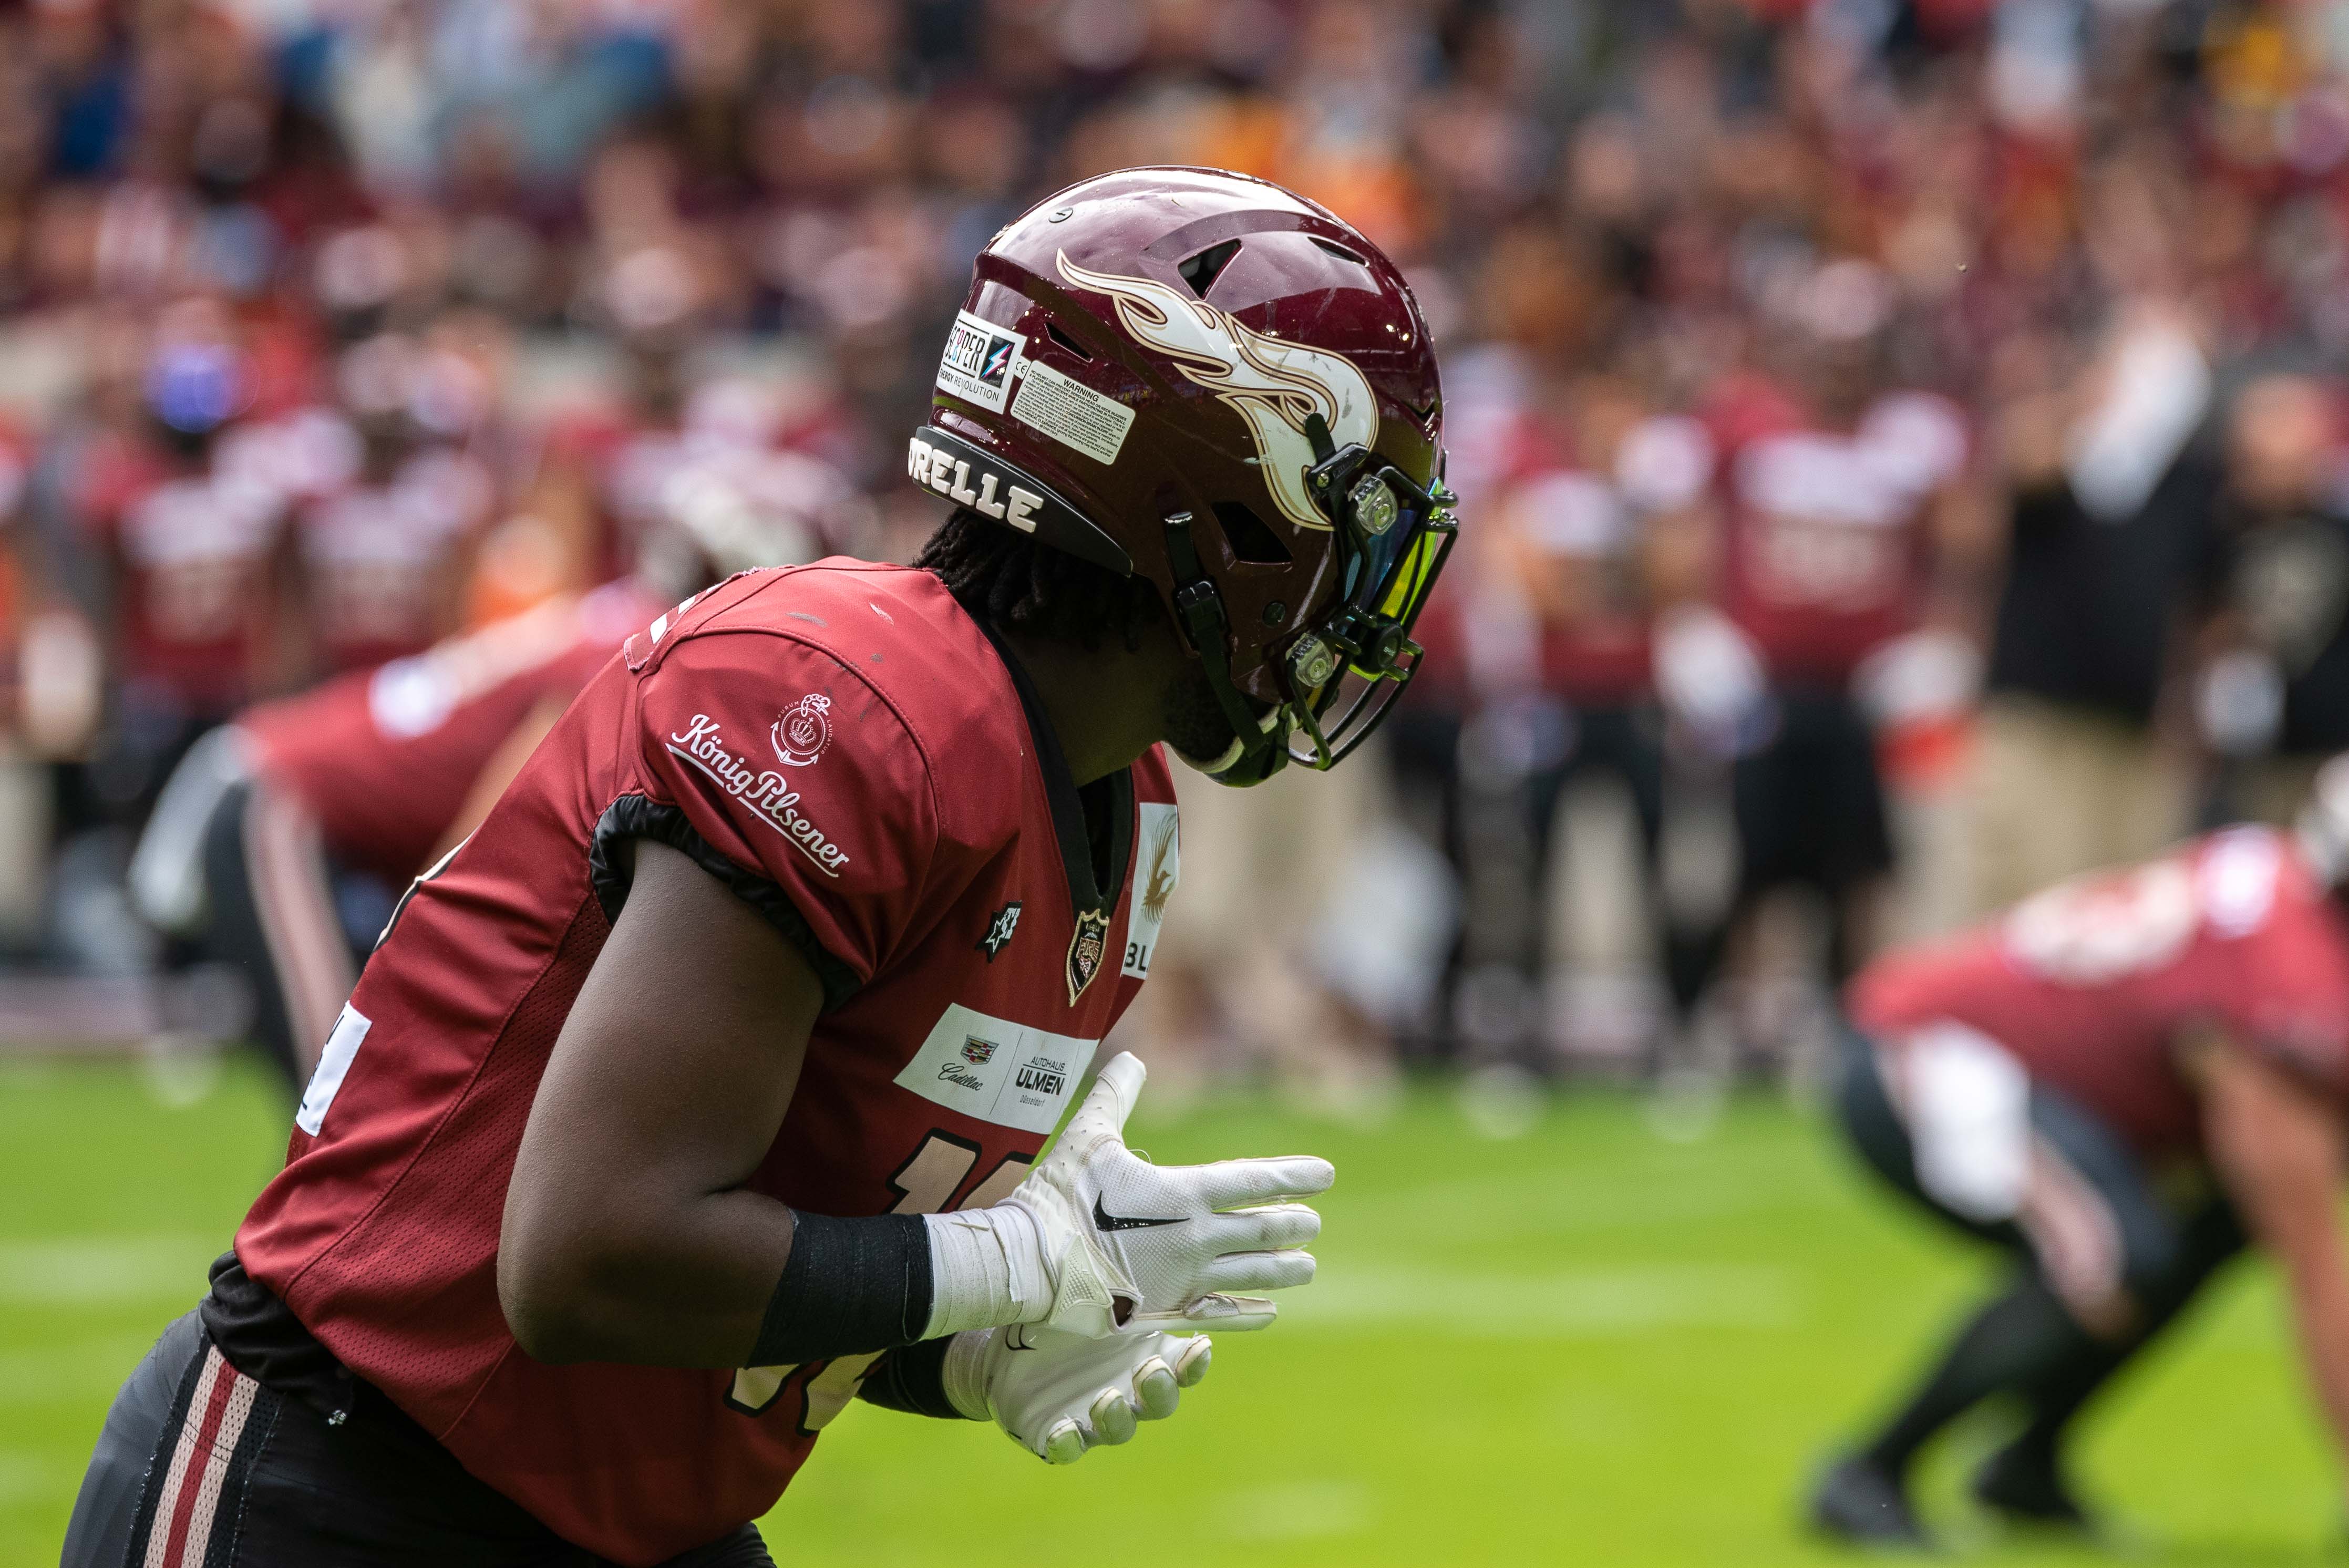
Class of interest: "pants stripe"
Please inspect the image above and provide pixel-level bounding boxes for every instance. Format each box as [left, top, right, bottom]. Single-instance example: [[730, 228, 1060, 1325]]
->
[[141, 1348, 225, 1568], [173, 1369, 259, 1566], [198, 1389, 278, 1568]]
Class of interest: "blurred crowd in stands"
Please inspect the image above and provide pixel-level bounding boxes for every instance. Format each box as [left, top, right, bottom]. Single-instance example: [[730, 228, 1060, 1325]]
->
[[2, 0, 2348, 1091]]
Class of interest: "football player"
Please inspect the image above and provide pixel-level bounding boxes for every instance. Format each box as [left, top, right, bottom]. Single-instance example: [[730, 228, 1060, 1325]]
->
[[1811, 761, 2349, 1545], [65, 167, 1456, 1568], [1621, 260, 1986, 1038], [64, 307, 288, 816], [282, 333, 496, 677]]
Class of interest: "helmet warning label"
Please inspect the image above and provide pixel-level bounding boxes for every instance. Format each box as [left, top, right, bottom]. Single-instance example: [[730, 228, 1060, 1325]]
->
[[1012, 360, 1135, 467], [937, 309, 1026, 414]]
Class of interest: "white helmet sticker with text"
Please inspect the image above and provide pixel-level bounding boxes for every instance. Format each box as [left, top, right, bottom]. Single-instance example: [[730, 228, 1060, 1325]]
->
[[936, 309, 1026, 414]]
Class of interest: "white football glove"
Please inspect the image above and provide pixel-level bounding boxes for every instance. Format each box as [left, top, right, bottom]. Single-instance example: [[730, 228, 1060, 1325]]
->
[[1010, 1051, 1330, 1336], [944, 1323, 1212, 1464]]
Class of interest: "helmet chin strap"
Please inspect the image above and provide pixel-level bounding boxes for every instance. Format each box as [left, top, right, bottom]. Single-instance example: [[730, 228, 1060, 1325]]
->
[[1161, 512, 1291, 788], [1169, 705, 1289, 778], [1172, 735, 1246, 775]]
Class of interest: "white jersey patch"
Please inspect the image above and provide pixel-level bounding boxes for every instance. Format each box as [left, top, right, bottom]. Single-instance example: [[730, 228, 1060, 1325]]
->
[[936, 309, 1026, 414], [296, 1005, 373, 1137], [1122, 802, 1179, 979], [895, 1004, 1100, 1133]]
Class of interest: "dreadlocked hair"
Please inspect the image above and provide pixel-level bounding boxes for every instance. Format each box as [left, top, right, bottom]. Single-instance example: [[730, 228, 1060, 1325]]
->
[[915, 507, 1167, 653]]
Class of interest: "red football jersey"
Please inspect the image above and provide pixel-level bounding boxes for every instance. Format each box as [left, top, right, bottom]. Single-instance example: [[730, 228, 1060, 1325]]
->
[[1507, 465, 1652, 705], [80, 448, 287, 711], [1647, 378, 1967, 686], [293, 447, 493, 672], [237, 580, 663, 882], [1850, 827, 2349, 1162], [232, 561, 1182, 1565]]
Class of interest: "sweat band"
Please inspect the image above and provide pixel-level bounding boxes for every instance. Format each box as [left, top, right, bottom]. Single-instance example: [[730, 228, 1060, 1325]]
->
[[855, 1334, 973, 1421], [750, 1210, 933, 1368]]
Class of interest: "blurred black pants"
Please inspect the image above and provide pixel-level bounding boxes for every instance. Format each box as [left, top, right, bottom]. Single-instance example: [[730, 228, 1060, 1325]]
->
[[1833, 1025, 2245, 1432]]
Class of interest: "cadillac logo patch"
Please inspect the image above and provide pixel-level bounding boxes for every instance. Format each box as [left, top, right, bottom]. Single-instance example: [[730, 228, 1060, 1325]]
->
[[1066, 909, 1111, 1004], [962, 1037, 998, 1066]]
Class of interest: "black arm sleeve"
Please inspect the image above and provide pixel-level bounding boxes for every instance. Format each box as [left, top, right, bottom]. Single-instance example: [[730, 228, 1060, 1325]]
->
[[856, 1334, 971, 1420], [750, 1210, 934, 1366]]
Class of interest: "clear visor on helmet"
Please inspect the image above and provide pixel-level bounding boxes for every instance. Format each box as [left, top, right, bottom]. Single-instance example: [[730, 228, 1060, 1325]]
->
[[1277, 459, 1458, 768]]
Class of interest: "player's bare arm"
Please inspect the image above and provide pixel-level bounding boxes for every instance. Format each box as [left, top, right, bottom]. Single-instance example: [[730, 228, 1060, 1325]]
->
[[2196, 1033, 2349, 1468], [500, 836, 824, 1367]]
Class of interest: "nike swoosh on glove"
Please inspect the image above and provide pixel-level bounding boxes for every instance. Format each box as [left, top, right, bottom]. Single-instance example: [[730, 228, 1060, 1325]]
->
[[944, 1323, 1212, 1464], [1008, 1051, 1331, 1336]]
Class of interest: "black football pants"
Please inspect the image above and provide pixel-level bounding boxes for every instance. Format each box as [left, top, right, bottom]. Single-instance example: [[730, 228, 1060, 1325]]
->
[[61, 1313, 776, 1568], [1832, 1025, 2246, 1464]]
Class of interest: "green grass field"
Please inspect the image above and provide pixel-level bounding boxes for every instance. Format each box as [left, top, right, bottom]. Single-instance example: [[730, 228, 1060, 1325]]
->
[[0, 1056, 2337, 1566]]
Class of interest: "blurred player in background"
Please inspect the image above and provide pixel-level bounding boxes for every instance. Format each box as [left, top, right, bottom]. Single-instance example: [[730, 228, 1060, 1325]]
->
[[127, 447, 867, 1091], [280, 332, 494, 675], [64, 168, 1447, 1568], [1813, 762, 2349, 1546], [1622, 258, 1989, 1063], [1468, 362, 1684, 1066], [66, 303, 286, 820], [522, 242, 725, 595]]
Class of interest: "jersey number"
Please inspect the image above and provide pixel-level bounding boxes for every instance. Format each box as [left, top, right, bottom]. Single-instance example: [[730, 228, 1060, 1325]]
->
[[724, 1133, 1031, 1431], [2004, 859, 2199, 984]]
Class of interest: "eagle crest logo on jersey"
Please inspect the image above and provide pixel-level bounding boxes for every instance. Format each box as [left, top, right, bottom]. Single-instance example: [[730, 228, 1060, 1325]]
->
[[770, 694, 832, 767], [1066, 909, 1111, 1004], [977, 900, 1022, 962], [1055, 251, 1377, 532], [1142, 815, 1178, 922]]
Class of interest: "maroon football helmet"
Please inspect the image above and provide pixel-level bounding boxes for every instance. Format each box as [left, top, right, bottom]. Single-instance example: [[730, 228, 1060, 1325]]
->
[[910, 165, 1456, 785]]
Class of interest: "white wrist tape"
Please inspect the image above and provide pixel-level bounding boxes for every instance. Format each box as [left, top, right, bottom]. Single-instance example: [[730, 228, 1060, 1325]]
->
[[922, 1205, 1047, 1339]]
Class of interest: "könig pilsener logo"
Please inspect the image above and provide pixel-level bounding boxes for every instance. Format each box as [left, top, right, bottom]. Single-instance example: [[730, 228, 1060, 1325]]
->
[[770, 694, 833, 767]]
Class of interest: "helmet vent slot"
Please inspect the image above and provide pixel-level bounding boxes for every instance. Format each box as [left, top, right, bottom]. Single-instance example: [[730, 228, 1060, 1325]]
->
[[1044, 319, 1093, 359], [1177, 239, 1242, 299], [1310, 237, 1365, 266], [1213, 501, 1292, 565]]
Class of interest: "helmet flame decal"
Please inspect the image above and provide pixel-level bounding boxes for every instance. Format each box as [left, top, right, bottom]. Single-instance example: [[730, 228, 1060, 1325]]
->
[[1055, 250, 1376, 532]]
